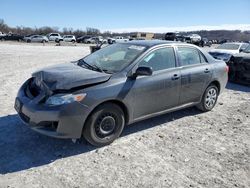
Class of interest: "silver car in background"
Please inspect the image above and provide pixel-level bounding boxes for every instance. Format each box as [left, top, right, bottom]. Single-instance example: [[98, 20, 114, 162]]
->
[[24, 35, 49, 43]]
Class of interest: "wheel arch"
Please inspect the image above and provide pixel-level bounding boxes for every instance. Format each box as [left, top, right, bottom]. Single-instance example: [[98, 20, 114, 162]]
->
[[85, 99, 130, 126], [208, 80, 221, 94]]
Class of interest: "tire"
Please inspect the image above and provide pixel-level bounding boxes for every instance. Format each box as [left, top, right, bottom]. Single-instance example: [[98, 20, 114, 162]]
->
[[27, 39, 31, 43], [41, 40, 45, 43], [196, 84, 218, 112], [83, 103, 125, 146]]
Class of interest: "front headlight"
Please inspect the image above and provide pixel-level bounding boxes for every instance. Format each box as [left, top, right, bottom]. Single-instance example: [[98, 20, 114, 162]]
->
[[45, 93, 86, 106]]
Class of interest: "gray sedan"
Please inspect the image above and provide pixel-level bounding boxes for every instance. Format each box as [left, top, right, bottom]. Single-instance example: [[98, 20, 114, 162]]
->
[[15, 41, 228, 146]]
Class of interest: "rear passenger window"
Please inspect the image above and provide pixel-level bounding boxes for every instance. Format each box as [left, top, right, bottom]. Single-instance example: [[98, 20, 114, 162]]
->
[[139, 47, 176, 71], [178, 47, 201, 66]]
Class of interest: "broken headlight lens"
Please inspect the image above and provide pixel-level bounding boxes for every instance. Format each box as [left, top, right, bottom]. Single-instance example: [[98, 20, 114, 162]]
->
[[45, 93, 86, 106]]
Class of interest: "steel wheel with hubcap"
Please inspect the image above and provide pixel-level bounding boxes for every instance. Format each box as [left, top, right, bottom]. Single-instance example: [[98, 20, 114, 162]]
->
[[197, 84, 218, 112], [83, 103, 125, 146]]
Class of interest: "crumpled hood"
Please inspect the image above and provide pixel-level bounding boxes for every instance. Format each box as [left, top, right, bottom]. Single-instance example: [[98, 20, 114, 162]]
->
[[209, 51, 233, 62], [32, 62, 111, 91]]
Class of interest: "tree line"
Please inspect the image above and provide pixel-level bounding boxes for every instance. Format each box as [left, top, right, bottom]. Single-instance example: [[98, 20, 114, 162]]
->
[[0, 19, 109, 37]]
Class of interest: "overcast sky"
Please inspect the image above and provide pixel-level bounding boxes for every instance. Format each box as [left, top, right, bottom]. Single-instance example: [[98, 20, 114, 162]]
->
[[1, 0, 250, 32]]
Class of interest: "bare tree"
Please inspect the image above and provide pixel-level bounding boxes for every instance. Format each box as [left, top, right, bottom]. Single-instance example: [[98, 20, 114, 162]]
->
[[86, 27, 100, 35]]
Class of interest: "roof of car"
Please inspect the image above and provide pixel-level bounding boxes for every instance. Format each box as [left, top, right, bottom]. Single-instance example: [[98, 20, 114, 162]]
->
[[125, 40, 184, 47], [222, 42, 248, 45]]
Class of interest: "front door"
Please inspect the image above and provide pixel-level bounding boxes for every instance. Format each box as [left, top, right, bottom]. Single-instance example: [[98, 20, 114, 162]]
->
[[131, 47, 181, 119]]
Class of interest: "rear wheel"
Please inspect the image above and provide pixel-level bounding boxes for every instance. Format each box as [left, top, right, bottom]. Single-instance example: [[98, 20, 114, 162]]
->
[[83, 103, 125, 146], [196, 84, 218, 112]]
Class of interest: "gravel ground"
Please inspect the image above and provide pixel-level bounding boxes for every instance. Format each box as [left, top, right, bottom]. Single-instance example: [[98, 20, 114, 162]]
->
[[0, 42, 249, 188]]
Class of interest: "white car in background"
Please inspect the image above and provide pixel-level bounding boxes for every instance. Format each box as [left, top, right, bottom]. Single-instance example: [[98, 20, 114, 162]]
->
[[0, 31, 6, 37], [63, 35, 76, 42], [209, 42, 249, 62], [114, 36, 129, 43], [47, 33, 63, 41], [188, 34, 202, 43], [107, 36, 129, 44], [210, 42, 249, 55]]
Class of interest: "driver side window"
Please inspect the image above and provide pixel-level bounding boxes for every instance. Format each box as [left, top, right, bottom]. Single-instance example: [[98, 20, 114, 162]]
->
[[138, 47, 176, 71]]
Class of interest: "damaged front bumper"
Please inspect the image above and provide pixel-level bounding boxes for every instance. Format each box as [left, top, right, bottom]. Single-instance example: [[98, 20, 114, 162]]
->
[[15, 78, 91, 139]]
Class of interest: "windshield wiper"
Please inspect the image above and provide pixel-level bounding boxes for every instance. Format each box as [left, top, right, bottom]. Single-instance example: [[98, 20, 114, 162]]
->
[[78, 59, 103, 73], [78, 59, 92, 69], [78, 59, 114, 74], [91, 64, 104, 73]]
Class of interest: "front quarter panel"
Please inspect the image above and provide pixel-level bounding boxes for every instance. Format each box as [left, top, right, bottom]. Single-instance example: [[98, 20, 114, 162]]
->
[[79, 74, 134, 122]]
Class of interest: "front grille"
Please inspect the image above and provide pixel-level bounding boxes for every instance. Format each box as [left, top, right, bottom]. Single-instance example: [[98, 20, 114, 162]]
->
[[37, 121, 58, 131]]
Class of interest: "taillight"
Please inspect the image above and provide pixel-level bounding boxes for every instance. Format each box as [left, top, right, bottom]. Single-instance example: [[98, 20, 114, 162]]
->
[[225, 66, 229, 73]]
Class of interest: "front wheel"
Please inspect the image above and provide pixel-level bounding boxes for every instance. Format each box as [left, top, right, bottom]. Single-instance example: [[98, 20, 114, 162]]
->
[[83, 103, 125, 146], [196, 85, 218, 112]]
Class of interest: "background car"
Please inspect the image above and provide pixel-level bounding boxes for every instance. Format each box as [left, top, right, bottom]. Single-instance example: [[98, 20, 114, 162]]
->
[[220, 44, 250, 85], [23, 34, 35, 42], [85, 37, 102, 44], [202, 38, 212, 47], [165, 32, 176, 41], [63, 35, 76, 42], [76, 35, 92, 43], [185, 34, 202, 46], [209, 42, 249, 62], [0, 33, 23, 41], [47, 33, 63, 41], [24, 35, 49, 43], [0, 31, 6, 37]]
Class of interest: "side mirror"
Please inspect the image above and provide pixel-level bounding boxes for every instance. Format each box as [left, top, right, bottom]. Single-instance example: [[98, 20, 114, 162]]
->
[[134, 66, 153, 77]]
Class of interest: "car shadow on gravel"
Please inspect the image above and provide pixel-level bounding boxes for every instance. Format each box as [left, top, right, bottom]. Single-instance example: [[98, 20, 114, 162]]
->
[[0, 107, 201, 174], [226, 82, 250, 92]]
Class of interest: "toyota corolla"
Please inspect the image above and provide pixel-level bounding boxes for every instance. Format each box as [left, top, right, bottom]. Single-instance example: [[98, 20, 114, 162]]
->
[[15, 41, 228, 146]]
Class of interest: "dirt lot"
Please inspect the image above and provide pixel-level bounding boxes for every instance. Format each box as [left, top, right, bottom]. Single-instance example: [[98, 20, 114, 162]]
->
[[0, 42, 249, 188]]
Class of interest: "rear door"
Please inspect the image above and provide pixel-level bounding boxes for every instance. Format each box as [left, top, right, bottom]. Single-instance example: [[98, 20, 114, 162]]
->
[[131, 46, 181, 119], [177, 46, 212, 104]]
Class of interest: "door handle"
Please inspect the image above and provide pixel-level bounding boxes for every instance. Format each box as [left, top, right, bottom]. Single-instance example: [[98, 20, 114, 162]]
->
[[172, 74, 180, 80], [204, 68, 210, 73]]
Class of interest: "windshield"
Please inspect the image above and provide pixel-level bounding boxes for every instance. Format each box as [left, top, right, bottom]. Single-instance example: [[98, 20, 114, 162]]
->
[[80, 43, 147, 73], [216, 43, 240, 50], [244, 44, 250, 53]]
